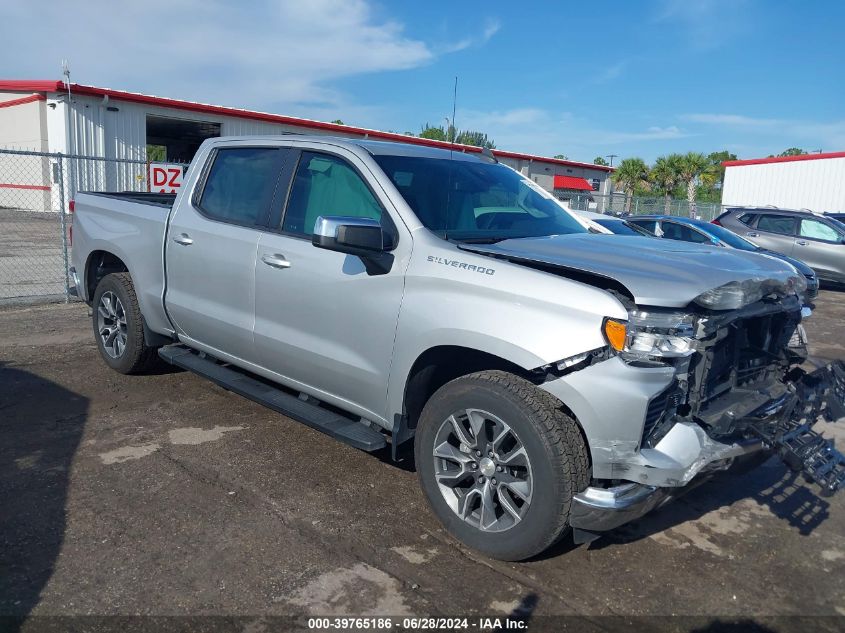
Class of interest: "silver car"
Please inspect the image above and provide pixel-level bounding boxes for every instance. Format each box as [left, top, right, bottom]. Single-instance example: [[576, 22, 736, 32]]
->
[[716, 207, 845, 284]]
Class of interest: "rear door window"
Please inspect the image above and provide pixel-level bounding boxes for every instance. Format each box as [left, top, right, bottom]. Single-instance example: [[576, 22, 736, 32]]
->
[[661, 221, 711, 243], [799, 218, 841, 242], [628, 219, 657, 234], [756, 214, 797, 236], [198, 147, 283, 226], [738, 212, 757, 226]]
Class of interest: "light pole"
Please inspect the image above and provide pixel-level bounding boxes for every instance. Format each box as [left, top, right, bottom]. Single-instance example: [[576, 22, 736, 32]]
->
[[606, 154, 618, 167]]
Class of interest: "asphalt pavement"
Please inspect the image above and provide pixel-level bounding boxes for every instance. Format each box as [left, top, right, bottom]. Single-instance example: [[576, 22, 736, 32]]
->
[[1, 292, 844, 632]]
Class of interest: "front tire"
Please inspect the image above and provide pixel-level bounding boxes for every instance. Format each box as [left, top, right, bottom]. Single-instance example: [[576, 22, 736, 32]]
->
[[92, 272, 159, 374], [415, 370, 590, 561]]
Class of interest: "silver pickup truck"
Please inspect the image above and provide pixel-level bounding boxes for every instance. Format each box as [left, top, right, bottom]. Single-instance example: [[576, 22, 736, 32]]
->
[[70, 136, 845, 561]]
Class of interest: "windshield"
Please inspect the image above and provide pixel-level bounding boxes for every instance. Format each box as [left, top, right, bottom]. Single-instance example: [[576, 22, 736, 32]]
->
[[373, 154, 587, 241], [702, 222, 758, 251]]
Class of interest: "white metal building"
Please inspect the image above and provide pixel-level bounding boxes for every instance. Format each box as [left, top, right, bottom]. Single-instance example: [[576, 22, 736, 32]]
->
[[722, 151, 845, 212], [0, 79, 613, 210]]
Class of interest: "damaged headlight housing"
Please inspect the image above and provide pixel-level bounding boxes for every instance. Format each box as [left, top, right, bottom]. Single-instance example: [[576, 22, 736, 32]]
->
[[603, 310, 697, 360], [693, 275, 807, 311]]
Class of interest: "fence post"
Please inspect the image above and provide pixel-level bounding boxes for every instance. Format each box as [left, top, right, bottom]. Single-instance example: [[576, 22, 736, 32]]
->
[[56, 154, 71, 303]]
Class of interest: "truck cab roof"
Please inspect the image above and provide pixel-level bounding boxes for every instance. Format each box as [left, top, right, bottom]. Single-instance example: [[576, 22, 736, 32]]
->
[[204, 135, 491, 163]]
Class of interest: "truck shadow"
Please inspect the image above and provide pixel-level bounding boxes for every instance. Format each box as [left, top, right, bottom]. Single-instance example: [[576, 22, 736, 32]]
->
[[583, 458, 830, 552], [0, 362, 88, 628]]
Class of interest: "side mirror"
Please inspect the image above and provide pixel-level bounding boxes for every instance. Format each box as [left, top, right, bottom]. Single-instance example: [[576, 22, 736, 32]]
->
[[312, 216, 394, 275]]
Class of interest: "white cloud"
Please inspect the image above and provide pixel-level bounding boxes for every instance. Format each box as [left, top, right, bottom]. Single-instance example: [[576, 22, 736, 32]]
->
[[592, 61, 628, 84], [653, 0, 750, 49], [681, 113, 779, 126], [680, 112, 845, 150], [457, 107, 692, 161], [438, 17, 502, 53], [1, 0, 496, 119]]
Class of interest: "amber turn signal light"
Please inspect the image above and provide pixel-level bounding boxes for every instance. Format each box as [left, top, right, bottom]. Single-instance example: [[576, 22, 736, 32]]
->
[[603, 318, 627, 352]]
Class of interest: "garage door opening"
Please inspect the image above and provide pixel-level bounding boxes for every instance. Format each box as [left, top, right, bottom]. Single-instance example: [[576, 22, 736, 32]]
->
[[146, 115, 221, 163]]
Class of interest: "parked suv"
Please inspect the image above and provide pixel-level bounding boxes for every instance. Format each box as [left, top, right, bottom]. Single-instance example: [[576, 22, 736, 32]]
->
[[715, 207, 845, 284], [627, 215, 818, 303]]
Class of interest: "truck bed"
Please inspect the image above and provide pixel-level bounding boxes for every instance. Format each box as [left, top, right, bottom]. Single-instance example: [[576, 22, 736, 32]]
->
[[71, 190, 174, 335], [78, 191, 177, 208]]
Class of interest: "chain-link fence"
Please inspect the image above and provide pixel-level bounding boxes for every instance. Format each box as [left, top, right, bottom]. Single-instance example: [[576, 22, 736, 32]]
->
[[0, 148, 184, 305], [555, 191, 724, 221]]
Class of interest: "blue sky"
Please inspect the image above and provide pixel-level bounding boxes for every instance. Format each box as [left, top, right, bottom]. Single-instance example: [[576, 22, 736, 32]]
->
[[4, 0, 844, 163]]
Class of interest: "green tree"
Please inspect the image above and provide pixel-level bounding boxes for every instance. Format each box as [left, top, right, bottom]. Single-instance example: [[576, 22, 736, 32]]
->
[[593, 156, 609, 166], [419, 123, 448, 142], [418, 123, 495, 147], [678, 152, 710, 217], [456, 130, 495, 149], [330, 119, 345, 125], [146, 144, 166, 162], [650, 154, 683, 213], [554, 154, 569, 160], [701, 150, 737, 191], [612, 158, 650, 213], [778, 147, 807, 157]]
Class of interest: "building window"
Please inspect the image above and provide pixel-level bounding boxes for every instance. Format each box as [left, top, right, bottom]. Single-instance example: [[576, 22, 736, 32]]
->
[[591, 178, 600, 191]]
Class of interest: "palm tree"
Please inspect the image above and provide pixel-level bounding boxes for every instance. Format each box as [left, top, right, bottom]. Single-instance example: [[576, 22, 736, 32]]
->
[[678, 152, 710, 218], [649, 154, 683, 214], [611, 157, 649, 213]]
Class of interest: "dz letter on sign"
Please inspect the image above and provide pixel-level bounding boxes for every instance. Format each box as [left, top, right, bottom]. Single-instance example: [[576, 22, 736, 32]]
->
[[149, 163, 184, 193]]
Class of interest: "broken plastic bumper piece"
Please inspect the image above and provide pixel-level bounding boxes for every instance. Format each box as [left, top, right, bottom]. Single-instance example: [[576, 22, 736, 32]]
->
[[747, 360, 845, 495], [570, 361, 845, 538]]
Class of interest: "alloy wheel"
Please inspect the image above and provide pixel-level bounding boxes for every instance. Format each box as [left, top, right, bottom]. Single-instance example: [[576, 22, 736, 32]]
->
[[97, 291, 128, 358], [432, 408, 533, 533]]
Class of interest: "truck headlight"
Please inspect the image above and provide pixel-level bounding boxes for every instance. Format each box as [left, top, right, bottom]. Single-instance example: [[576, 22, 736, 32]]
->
[[603, 310, 696, 360]]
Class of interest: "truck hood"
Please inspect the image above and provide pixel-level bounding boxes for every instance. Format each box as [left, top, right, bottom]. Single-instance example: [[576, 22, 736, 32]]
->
[[459, 234, 801, 308]]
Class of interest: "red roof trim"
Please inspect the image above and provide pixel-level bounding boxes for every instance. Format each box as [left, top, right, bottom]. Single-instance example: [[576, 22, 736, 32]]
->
[[0, 93, 46, 109], [0, 79, 613, 172], [722, 151, 845, 167], [0, 80, 61, 92], [553, 175, 593, 190]]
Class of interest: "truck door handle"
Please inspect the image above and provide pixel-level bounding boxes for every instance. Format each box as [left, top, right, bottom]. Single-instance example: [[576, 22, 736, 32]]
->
[[746, 232, 759, 237], [261, 253, 291, 269], [796, 240, 808, 246], [173, 233, 194, 246]]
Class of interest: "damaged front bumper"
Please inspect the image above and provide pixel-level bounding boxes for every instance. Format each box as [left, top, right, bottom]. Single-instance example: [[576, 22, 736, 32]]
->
[[563, 360, 845, 538]]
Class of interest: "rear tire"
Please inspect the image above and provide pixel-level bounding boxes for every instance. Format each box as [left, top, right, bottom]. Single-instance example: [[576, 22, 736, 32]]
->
[[415, 370, 590, 561], [92, 272, 159, 374]]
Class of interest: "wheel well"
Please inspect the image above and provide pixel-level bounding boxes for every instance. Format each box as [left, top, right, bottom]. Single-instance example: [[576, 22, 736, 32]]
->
[[86, 251, 129, 300], [402, 346, 539, 432]]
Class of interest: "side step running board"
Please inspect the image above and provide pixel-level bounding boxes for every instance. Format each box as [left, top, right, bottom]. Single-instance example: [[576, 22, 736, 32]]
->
[[158, 345, 387, 452]]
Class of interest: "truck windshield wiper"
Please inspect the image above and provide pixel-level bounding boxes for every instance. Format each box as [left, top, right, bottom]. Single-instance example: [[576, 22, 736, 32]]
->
[[453, 236, 510, 244]]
